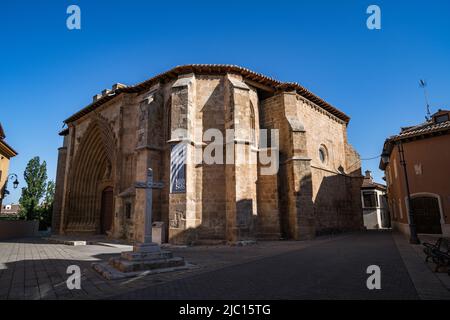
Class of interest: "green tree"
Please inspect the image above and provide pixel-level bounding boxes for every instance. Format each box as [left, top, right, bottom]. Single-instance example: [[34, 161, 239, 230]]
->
[[19, 157, 48, 221], [39, 181, 55, 230], [43, 181, 55, 209]]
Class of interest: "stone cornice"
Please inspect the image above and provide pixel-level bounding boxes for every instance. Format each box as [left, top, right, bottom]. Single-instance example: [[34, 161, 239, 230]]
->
[[282, 156, 312, 164], [63, 64, 350, 124], [296, 95, 346, 126], [0, 140, 18, 158]]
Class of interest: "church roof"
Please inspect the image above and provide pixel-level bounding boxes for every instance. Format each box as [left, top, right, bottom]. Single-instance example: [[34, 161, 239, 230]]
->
[[62, 64, 350, 127]]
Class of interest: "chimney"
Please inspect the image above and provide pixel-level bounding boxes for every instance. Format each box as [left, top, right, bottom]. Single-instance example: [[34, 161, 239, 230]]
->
[[92, 83, 127, 102], [92, 93, 103, 102], [365, 170, 373, 181], [112, 83, 127, 91]]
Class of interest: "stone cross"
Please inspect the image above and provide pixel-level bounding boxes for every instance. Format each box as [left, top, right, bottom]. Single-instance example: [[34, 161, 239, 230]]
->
[[143, 168, 153, 243], [133, 168, 164, 252]]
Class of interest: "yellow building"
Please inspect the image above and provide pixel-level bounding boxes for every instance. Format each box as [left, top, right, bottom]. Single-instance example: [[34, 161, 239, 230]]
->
[[0, 123, 18, 209]]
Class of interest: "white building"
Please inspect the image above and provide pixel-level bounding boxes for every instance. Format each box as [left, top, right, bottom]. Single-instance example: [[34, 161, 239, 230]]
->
[[361, 170, 389, 229]]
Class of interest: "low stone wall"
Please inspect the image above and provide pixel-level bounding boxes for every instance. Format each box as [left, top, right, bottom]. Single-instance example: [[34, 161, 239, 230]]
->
[[0, 220, 39, 240], [392, 221, 411, 237]]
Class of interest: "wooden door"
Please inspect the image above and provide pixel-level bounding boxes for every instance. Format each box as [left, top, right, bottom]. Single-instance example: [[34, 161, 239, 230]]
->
[[411, 197, 442, 234], [100, 187, 114, 234]]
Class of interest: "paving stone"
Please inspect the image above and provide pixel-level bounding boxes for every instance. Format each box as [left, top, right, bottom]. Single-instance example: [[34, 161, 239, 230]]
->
[[1, 232, 449, 300], [112, 232, 422, 300]]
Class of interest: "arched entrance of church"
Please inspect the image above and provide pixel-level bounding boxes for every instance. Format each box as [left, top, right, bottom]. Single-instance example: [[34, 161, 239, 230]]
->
[[100, 187, 114, 234], [63, 116, 117, 234]]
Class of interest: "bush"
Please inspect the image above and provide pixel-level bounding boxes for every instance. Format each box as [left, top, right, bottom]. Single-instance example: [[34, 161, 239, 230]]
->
[[0, 215, 21, 221], [38, 206, 53, 231]]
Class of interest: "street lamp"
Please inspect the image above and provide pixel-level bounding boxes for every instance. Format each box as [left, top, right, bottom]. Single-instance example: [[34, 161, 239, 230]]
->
[[12, 175, 19, 189], [0, 173, 19, 209]]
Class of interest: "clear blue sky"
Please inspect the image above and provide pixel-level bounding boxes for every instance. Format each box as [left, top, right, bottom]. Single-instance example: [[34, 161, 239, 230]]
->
[[1, 0, 449, 204]]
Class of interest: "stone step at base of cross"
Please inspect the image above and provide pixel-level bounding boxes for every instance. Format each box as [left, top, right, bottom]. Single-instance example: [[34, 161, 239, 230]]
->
[[92, 260, 195, 280], [92, 242, 190, 279], [120, 250, 173, 261], [109, 256, 185, 273]]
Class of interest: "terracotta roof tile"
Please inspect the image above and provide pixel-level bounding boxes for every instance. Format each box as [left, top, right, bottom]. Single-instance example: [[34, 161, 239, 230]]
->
[[393, 119, 450, 140], [63, 64, 350, 124]]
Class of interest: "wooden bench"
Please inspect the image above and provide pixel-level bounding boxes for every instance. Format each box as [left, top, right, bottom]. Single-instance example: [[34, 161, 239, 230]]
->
[[423, 237, 450, 274]]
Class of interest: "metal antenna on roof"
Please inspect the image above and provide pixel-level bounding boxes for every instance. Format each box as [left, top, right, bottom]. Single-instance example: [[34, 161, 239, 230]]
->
[[419, 79, 431, 121]]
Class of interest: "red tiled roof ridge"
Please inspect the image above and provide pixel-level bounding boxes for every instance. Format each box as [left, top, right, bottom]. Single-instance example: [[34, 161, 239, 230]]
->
[[396, 119, 450, 139], [380, 111, 450, 170], [400, 121, 432, 133]]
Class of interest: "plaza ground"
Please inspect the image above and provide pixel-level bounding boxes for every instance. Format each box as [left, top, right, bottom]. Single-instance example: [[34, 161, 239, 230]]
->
[[0, 231, 449, 300]]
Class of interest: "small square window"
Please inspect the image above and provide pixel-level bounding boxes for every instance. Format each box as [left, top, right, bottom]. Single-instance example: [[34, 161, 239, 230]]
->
[[363, 191, 378, 208], [435, 114, 449, 124]]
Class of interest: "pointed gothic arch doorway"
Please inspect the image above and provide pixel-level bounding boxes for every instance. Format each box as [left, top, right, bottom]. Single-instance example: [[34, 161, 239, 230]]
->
[[64, 115, 117, 234]]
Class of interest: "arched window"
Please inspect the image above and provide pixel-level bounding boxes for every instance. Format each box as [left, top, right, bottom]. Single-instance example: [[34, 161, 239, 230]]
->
[[165, 97, 172, 141], [250, 102, 256, 145], [319, 145, 328, 164]]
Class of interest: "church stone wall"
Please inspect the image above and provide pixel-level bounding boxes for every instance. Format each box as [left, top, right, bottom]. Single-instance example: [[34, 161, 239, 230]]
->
[[296, 96, 363, 235], [194, 76, 226, 241], [260, 92, 363, 239], [54, 67, 363, 244]]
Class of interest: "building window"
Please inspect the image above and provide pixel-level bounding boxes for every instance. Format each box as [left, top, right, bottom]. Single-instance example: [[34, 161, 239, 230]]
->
[[125, 202, 132, 219], [250, 102, 256, 146], [319, 145, 328, 164], [166, 97, 172, 141], [398, 198, 403, 219], [363, 191, 378, 208], [435, 114, 449, 124], [391, 200, 396, 219], [393, 161, 398, 179]]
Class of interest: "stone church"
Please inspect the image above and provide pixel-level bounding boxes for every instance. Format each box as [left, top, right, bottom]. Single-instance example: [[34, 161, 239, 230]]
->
[[52, 64, 363, 244]]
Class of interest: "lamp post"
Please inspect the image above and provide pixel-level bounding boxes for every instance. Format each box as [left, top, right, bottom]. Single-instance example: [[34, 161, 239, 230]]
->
[[397, 141, 420, 244], [0, 173, 19, 210]]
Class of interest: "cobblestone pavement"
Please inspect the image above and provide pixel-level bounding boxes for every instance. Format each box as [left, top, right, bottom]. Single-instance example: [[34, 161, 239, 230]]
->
[[0, 233, 345, 300], [394, 233, 450, 299], [0, 231, 449, 300], [112, 231, 424, 299]]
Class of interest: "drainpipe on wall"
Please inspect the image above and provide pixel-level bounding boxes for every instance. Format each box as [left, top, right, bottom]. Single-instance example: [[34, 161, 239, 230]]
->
[[397, 141, 420, 244]]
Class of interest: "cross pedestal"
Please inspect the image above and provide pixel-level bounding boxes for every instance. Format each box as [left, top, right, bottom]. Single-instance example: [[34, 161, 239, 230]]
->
[[93, 168, 188, 280], [133, 168, 160, 252], [133, 242, 161, 253]]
